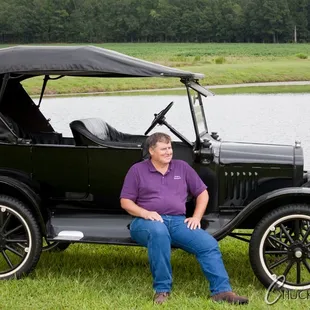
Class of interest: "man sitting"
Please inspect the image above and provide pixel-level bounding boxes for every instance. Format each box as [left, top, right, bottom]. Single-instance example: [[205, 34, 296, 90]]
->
[[120, 132, 248, 305]]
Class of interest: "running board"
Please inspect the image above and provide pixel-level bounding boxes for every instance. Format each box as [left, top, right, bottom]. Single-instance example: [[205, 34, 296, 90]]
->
[[47, 212, 135, 245], [46, 211, 235, 245]]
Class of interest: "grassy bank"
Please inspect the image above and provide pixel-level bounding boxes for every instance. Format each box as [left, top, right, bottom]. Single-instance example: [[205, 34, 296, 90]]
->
[[0, 43, 307, 95], [21, 61, 310, 96], [1, 237, 309, 310], [43, 84, 310, 98], [214, 84, 310, 95]]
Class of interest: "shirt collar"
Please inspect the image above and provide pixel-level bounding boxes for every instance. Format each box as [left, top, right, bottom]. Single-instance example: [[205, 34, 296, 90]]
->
[[147, 159, 174, 173]]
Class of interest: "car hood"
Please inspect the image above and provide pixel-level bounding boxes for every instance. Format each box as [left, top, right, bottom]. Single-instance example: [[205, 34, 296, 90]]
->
[[219, 141, 296, 166]]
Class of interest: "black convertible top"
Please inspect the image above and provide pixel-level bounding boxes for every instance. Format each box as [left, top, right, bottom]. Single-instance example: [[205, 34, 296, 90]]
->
[[0, 45, 204, 80]]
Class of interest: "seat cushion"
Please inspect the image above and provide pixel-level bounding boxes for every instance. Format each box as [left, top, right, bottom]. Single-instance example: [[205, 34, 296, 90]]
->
[[70, 118, 147, 148], [73, 118, 111, 140]]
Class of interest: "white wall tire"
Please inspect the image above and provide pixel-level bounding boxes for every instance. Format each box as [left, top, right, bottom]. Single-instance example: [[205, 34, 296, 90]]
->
[[0, 195, 42, 279], [249, 204, 310, 290]]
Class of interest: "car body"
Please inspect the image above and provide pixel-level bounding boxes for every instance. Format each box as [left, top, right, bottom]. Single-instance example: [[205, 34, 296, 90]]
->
[[0, 45, 309, 290]]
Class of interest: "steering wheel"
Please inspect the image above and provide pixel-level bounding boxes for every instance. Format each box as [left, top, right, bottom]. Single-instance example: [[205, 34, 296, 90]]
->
[[144, 101, 174, 135]]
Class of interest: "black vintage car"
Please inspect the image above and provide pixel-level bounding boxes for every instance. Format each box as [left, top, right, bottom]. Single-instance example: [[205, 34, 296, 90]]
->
[[0, 45, 309, 290]]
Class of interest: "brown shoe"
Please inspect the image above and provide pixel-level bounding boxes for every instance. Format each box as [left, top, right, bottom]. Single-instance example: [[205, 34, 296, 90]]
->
[[153, 292, 170, 304], [211, 291, 248, 305]]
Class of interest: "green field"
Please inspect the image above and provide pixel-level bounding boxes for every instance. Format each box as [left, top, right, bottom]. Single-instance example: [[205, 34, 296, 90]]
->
[[4, 42, 310, 62], [1, 43, 310, 95], [93, 43, 310, 64], [1, 237, 309, 310]]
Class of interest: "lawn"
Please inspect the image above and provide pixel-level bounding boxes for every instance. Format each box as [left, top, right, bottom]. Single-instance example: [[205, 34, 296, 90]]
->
[[1, 236, 309, 309]]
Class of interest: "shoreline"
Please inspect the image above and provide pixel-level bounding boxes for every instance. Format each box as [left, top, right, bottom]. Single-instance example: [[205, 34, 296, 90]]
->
[[36, 81, 310, 98]]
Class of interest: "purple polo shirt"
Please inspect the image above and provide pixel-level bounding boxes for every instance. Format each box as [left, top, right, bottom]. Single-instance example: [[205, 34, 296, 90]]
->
[[120, 159, 207, 215]]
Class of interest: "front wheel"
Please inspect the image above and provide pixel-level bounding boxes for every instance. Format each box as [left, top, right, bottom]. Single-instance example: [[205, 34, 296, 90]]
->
[[249, 204, 310, 290], [0, 195, 42, 279]]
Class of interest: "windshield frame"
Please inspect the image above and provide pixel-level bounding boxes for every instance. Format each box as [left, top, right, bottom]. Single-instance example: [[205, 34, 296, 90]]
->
[[183, 79, 212, 148], [194, 92, 208, 137]]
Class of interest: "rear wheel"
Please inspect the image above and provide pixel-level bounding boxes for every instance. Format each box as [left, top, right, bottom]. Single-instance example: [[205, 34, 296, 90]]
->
[[0, 195, 42, 279], [250, 204, 310, 290]]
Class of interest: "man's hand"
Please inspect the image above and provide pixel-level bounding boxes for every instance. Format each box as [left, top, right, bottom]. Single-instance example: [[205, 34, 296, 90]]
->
[[141, 210, 164, 222], [184, 217, 201, 230], [121, 199, 164, 222]]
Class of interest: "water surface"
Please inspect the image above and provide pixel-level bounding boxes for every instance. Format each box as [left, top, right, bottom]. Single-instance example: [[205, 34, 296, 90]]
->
[[37, 93, 310, 169]]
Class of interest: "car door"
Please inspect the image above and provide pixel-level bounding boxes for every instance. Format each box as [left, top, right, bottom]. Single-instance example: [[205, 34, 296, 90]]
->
[[31, 145, 89, 198], [87, 146, 142, 213]]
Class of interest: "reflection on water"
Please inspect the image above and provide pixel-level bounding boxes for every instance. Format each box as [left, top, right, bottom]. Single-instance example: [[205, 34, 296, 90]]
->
[[37, 93, 310, 169]]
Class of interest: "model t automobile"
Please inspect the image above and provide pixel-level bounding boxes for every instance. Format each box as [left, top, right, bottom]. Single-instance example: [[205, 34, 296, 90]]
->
[[0, 45, 309, 291]]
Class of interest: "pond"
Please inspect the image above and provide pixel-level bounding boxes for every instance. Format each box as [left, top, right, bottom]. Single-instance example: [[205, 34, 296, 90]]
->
[[37, 93, 310, 169]]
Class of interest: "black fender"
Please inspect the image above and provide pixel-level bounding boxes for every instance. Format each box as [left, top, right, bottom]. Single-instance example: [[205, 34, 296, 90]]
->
[[213, 187, 310, 240], [0, 169, 40, 190], [0, 175, 46, 235]]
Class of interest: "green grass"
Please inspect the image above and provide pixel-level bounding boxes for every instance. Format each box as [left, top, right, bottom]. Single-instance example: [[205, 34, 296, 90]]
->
[[213, 85, 310, 95], [1, 43, 310, 95], [1, 237, 309, 309]]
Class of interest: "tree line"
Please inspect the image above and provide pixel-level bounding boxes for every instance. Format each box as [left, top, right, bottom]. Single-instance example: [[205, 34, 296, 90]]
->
[[0, 0, 310, 43]]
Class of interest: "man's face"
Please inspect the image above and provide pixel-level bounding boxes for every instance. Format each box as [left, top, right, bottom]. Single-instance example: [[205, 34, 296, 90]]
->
[[149, 141, 173, 165]]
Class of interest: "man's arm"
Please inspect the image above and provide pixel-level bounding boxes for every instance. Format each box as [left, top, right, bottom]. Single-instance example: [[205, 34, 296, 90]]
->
[[184, 189, 209, 229], [121, 198, 163, 222], [192, 189, 209, 219]]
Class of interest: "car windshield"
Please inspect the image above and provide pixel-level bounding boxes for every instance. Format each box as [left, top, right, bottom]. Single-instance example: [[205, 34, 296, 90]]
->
[[194, 102, 207, 136]]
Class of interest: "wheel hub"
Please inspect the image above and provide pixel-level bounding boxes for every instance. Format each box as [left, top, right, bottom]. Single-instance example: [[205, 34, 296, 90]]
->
[[288, 241, 308, 260], [294, 248, 302, 258]]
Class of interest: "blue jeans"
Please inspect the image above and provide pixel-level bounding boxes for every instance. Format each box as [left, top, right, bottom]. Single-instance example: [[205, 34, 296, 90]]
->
[[130, 215, 232, 295]]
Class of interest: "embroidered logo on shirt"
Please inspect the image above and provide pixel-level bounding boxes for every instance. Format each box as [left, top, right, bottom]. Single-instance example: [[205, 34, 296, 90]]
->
[[174, 176, 181, 180]]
